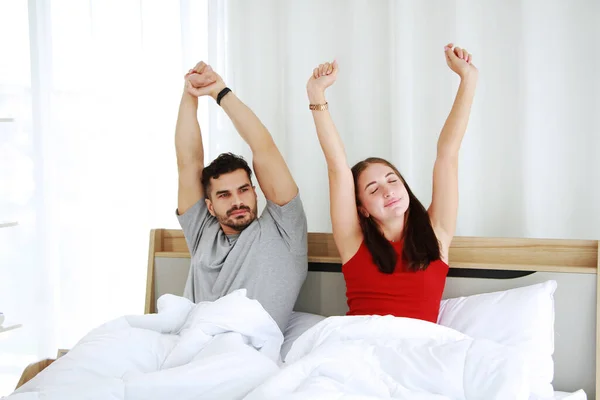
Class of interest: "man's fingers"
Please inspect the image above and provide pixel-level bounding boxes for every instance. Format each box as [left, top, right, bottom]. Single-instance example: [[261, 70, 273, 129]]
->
[[188, 72, 217, 88], [185, 81, 203, 97], [193, 61, 208, 74]]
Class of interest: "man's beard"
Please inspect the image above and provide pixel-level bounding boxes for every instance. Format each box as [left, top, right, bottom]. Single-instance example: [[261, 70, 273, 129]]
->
[[216, 205, 258, 232]]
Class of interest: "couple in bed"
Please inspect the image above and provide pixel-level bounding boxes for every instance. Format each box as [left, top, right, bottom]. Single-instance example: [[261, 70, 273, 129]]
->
[[176, 43, 478, 333]]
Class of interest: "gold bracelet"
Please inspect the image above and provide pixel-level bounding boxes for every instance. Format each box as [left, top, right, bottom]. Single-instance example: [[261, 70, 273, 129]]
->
[[309, 102, 328, 111]]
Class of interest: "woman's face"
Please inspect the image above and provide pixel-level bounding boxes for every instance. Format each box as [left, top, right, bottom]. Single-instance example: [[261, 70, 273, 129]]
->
[[356, 163, 410, 222]]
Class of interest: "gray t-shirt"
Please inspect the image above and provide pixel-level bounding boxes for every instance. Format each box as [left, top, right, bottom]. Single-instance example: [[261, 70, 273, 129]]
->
[[177, 193, 308, 332]]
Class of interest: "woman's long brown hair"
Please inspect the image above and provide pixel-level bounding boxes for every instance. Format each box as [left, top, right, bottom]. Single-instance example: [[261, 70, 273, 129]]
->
[[351, 158, 441, 273]]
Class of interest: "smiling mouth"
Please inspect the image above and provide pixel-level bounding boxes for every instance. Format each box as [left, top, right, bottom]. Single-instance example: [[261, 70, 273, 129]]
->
[[385, 199, 400, 207]]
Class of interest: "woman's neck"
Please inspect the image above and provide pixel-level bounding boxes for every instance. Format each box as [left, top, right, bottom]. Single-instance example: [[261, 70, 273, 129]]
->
[[379, 216, 405, 242]]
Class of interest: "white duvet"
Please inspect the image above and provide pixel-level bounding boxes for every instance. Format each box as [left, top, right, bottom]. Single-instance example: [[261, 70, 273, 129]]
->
[[10, 289, 283, 400], [245, 315, 531, 400], [9, 290, 571, 400]]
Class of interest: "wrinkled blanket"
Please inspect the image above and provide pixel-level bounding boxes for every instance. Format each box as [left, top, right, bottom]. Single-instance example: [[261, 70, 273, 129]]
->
[[10, 289, 282, 400], [244, 315, 530, 400]]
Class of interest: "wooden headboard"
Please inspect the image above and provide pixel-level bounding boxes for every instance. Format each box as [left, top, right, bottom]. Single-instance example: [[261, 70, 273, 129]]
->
[[146, 229, 600, 397], [147, 229, 599, 307]]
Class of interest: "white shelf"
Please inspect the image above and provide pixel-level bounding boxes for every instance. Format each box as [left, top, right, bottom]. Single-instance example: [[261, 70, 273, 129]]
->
[[0, 324, 22, 333], [0, 117, 15, 123], [0, 221, 18, 228]]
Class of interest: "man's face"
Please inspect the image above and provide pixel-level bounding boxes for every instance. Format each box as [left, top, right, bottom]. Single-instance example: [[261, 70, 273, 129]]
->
[[206, 169, 258, 233]]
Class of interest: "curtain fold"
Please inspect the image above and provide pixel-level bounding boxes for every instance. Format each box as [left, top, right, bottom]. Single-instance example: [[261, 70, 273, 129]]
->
[[209, 0, 600, 238], [0, 1, 210, 394]]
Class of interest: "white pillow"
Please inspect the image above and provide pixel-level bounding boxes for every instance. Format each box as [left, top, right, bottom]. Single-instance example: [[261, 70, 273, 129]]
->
[[437, 280, 557, 399], [281, 311, 326, 360]]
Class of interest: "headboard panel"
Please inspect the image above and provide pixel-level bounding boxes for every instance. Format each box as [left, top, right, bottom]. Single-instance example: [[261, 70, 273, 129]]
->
[[146, 229, 600, 398], [308, 232, 598, 272]]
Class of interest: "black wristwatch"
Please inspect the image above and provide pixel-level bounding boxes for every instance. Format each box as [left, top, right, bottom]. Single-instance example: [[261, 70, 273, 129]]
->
[[216, 87, 232, 106]]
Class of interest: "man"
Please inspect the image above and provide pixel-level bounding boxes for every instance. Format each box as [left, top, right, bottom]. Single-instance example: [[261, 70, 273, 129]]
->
[[175, 61, 307, 333]]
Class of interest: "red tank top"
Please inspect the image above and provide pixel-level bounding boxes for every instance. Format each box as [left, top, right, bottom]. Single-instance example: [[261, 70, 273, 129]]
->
[[342, 240, 449, 323]]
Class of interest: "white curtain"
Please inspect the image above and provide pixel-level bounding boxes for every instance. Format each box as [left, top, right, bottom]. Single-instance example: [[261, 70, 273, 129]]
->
[[0, 0, 599, 395], [0, 0, 211, 394], [210, 0, 600, 240]]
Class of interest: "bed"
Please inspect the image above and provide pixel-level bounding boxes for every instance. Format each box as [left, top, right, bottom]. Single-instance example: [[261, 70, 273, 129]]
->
[[14, 229, 599, 399], [148, 229, 599, 399]]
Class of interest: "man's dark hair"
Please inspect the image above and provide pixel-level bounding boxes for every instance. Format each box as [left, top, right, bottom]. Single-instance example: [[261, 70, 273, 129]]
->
[[201, 153, 253, 198]]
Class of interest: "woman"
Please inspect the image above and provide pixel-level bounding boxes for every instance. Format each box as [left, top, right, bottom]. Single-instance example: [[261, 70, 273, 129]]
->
[[306, 43, 477, 323]]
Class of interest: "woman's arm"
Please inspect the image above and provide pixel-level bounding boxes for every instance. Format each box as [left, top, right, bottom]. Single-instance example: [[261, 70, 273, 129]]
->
[[307, 61, 363, 263], [429, 44, 478, 260]]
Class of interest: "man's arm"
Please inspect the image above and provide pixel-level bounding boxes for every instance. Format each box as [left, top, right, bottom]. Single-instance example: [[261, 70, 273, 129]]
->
[[176, 62, 217, 214], [175, 91, 204, 215], [221, 94, 298, 206], [188, 71, 298, 206]]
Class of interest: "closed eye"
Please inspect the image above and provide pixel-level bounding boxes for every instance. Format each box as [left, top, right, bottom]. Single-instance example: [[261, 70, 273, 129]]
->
[[370, 187, 378, 195]]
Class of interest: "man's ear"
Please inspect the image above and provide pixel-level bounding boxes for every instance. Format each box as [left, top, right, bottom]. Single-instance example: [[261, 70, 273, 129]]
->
[[205, 198, 216, 217]]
